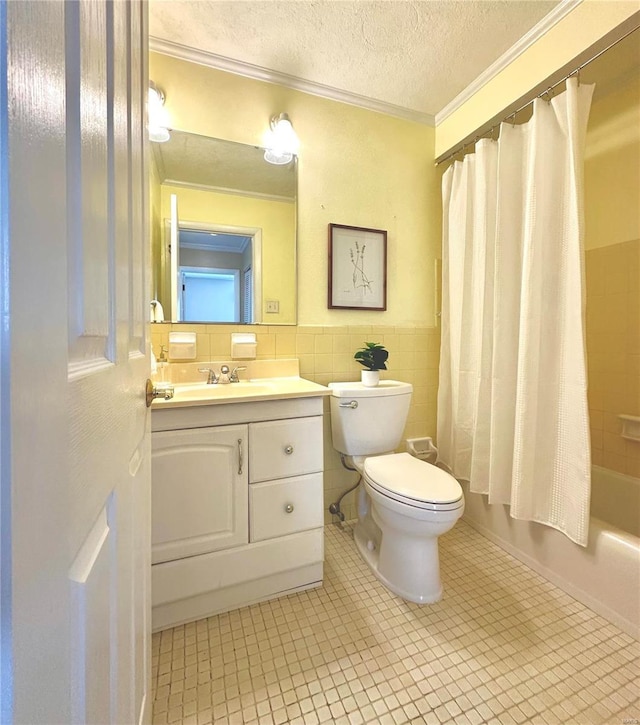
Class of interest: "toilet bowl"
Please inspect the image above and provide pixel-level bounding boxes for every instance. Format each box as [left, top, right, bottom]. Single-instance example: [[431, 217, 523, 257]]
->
[[357, 453, 464, 603], [328, 381, 464, 603]]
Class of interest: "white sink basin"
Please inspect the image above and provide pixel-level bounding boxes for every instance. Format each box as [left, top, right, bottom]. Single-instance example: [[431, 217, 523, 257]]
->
[[151, 377, 330, 408], [172, 381, 278, 401]]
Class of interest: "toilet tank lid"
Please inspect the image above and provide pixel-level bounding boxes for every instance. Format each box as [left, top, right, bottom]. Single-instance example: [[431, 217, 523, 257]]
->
[[328, 380, 413, 397]]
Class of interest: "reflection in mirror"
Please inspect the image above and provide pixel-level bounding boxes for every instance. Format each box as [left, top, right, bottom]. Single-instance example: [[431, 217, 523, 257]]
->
[[150, 131, 297, 324], [178, 228, 252, 323]]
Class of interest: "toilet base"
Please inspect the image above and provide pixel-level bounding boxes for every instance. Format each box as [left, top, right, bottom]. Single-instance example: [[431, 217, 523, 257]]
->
[[353, 520, 443, 604]]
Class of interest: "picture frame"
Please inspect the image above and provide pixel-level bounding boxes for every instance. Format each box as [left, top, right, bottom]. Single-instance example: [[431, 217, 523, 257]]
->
[[328, 223, 387, 310]]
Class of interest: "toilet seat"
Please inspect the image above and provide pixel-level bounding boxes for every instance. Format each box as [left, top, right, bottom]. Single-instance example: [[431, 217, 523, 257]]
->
[[363, 453, 463, 512]]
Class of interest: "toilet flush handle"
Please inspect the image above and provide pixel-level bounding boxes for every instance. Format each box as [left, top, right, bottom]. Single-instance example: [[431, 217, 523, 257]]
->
[[339, 400, 358, 409]]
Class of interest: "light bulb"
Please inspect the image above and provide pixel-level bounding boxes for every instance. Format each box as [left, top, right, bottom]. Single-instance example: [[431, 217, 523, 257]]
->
[[263, 113, 299, 164], [264, 149, 293, 165], [148, 83, 170, 143]]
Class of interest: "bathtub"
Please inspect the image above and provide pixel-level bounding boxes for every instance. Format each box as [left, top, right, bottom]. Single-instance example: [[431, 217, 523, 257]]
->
[[590, 465, 639, 537], [460, 465, 640, 639]]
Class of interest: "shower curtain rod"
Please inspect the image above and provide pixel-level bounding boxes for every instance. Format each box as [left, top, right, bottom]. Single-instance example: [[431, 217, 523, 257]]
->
[[435, 22, 640, 167]]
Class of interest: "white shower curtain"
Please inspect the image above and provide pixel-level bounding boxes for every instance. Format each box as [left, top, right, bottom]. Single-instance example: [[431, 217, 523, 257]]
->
[[437, 78, 594, 546]]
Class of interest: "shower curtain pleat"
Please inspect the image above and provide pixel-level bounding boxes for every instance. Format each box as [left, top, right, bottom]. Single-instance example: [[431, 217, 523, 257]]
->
[[486, 122, 525, 505], [437, 78, 594, 546]]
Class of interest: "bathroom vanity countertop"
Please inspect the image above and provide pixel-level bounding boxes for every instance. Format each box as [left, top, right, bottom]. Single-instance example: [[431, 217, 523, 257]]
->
[[151, 377, 331, 409]]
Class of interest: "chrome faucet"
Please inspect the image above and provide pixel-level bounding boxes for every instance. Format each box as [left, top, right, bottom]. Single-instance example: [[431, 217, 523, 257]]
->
[[198, 365, 247, 385], [198, 367, 219, 385], [218, 365, 231, 384], [230, 366, 247, 383]]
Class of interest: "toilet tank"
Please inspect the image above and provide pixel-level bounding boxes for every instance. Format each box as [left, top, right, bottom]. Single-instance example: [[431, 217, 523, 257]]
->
[[328, 381, 413, 456]]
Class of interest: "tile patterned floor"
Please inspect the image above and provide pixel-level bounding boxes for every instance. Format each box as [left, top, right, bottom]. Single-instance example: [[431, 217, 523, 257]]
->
[[151, 521, 639, 725]]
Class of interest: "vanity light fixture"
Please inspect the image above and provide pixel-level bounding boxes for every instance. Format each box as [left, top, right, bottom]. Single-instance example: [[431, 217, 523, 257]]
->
[[264, 112, 299, 165], [148, 81, 170, 143]]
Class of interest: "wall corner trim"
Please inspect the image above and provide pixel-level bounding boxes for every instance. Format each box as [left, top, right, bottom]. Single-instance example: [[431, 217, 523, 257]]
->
[[435, 0, 584, 125]]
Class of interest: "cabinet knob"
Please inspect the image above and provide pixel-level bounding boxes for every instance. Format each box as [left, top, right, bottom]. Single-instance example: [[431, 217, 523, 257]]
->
[[284, 445, 294, 455], [285, 503, 294, 514]]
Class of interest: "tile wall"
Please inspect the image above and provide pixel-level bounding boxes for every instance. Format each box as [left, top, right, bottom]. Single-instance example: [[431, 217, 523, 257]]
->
[[151, 323, 441, 521], [586, 238, 640, 477]]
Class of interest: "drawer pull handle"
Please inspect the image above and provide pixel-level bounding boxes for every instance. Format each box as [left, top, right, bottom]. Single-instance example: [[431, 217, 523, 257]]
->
[[285, 503, 294, 514], [238, 438, 243, 475], [284, 445, 294, 455]]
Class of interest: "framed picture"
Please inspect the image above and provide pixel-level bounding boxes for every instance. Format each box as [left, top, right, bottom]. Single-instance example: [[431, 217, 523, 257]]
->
[[328, 223, 387, 310]]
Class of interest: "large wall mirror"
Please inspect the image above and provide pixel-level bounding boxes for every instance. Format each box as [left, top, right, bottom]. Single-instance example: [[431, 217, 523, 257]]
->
[[150, 131, 297, 324]]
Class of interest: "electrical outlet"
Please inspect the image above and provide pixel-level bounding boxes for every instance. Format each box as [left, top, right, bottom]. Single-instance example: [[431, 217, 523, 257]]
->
[[265, 300, 279, 313]]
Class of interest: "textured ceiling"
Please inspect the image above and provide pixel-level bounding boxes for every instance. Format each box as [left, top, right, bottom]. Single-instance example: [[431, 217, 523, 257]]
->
[[149, 0, 561, 118]]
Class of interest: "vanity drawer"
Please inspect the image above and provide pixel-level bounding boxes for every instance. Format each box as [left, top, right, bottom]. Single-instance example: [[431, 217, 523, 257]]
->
[[250, 473, 324, 542], [249, 416, 323, 483]]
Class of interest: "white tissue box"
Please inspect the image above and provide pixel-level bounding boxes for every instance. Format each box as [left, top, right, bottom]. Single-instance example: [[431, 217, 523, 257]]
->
[[231, 332, 257, 359], [168, 331, 197, 360]]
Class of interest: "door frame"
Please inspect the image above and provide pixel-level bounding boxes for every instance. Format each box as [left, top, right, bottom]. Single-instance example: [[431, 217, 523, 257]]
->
[[164, 218, 263, 323]]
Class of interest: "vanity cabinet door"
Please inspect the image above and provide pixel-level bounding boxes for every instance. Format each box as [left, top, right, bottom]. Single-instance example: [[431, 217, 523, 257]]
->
[[152, 425, 248, 564]]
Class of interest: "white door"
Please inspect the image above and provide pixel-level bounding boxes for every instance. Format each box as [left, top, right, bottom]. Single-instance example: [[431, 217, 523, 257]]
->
[[1, 2, 150, 724], [169, 193, 180, 320]]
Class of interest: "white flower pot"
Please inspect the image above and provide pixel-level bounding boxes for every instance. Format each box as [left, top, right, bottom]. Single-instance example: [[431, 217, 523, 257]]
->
[[361, 370, 380, 387]]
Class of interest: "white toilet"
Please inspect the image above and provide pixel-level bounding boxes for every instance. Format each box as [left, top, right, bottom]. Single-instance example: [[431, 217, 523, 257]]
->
[[329, 380, 464, 603]]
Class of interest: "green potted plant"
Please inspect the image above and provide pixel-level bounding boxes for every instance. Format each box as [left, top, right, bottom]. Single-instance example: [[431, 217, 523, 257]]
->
[[354, 342, 388, 387]]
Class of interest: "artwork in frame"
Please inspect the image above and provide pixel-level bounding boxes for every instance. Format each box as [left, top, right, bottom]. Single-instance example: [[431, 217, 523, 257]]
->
[[328, 223, 387, 310]]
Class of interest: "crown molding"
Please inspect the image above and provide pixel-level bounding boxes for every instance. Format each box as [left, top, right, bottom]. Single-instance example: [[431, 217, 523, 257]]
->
[[435, 0, 583, 125], [180, 238, 250, 254], [149, 37, 436, 127], [163, 178, 295, 204]]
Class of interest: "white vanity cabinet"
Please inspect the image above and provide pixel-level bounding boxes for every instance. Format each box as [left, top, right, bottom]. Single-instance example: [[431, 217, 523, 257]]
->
[[151, 425, 248, 564], [151, 395, 325, 631]]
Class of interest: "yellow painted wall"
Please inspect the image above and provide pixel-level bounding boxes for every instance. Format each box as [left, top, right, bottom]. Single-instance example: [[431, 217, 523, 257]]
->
[[585, 75, 640, 251], [584, 71, 640, 477], [586, 239, 640, 477], [436, 0, 640, 157], [149, 52, 440, 327], [160, 185, 296, 323]]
